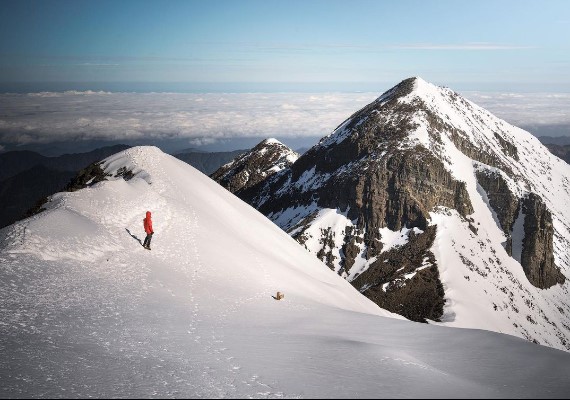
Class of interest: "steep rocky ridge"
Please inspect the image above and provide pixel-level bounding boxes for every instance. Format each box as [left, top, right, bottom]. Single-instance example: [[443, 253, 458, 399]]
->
[[234, 77, 570, 350], [211, 138, 299, 194], [476, 167, 564, 288]]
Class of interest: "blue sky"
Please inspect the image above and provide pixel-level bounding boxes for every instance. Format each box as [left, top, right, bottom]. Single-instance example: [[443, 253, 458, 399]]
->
[[1, 0, 569, 92]]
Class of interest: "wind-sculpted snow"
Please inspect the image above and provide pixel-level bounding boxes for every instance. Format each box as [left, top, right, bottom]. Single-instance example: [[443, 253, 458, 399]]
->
[[2, 146, 570, 397]]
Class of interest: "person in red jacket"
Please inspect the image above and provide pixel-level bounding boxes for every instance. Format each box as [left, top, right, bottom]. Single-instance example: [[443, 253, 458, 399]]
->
[[143, 211, 154, 250]]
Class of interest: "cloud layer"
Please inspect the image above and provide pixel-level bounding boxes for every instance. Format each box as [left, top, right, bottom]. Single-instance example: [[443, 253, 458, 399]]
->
[[1, 90, 569, 146], [0, 91, 377, 145], [463, 92, 570, 127]]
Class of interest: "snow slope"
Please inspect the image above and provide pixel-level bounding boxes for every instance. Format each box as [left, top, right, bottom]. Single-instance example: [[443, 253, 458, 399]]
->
[[1, 146, 570, 398]]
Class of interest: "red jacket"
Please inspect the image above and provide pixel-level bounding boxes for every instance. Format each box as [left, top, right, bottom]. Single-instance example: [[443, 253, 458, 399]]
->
[[144, 211, 153, 234]]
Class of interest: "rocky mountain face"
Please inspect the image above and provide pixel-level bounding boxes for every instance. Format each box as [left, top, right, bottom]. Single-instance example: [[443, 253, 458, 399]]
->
[[232, 77, 570, 351], [211, 138, 299, 194]]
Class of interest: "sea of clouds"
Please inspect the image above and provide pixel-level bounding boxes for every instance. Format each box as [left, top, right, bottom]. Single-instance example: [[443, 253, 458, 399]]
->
[[0, 91, 377, 145], [1, 90, 569, 146]]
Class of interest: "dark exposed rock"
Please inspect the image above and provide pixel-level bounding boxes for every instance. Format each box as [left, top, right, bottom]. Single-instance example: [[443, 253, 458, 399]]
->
[[115, 166, 134, 181], [352, 226, 445, 323], [475, 168, 520, 255], [316, 227, 337, 271], [494, 132, 520, 161], [445, 127, 513, 175], [250, 141, 473, 268], [476, 169, 565, 289], [521, 194, 565, 288], [64, 162, 110, 192], [211, 139, 299, 195], [341, 226, 360, 274]]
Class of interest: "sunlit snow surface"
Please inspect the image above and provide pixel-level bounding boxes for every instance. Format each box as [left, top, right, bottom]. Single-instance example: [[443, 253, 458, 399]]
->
[[1, 147, 570, 398]]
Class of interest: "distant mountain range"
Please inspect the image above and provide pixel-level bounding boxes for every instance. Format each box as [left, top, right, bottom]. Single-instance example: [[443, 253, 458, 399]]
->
[[544, 144, 570, 164], [538, 136, 570, 146], [0, 145, 130, 228], [0, 145, 256, 229], [174, 149, 248, 175]]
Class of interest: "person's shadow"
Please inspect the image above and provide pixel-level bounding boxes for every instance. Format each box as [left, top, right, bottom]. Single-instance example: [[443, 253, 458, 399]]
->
[[125, 228, 143, 246]]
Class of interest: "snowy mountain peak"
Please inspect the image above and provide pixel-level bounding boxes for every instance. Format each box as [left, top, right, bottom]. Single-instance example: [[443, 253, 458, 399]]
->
[[260, 137, 284, 146], [211, 138, 299, 194], [377, 76, 444, 102], [235, 78, 570, 351]]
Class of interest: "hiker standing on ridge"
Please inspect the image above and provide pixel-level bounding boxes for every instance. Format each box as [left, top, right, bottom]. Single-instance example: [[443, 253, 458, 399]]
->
[[143, 211, 154, 250]]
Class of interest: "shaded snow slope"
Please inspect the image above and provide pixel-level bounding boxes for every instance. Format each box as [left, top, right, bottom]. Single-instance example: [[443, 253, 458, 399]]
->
[[1, 146, 570, 398]]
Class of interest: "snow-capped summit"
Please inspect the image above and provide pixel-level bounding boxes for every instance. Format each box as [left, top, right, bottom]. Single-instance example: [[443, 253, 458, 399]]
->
[[2, 145, 570, 397], [238, 77, 570, 351], [211, 138, 299, 194]]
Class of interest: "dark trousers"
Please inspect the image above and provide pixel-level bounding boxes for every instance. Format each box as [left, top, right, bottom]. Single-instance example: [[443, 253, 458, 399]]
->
[[143, 233, 153, 248]]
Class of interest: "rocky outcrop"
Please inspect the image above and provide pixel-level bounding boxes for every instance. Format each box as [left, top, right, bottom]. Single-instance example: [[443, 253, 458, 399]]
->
[[476, 169, 565, 289], [521, 194, 565, 288], [352, 226, 445, 323], [475, 169, 520, 255], [64, 162, 110, 192], [211, 139, 299, 194], [494, 132, 519, 161]]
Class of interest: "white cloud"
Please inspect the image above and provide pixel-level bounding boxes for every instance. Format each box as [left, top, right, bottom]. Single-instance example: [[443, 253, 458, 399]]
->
[[0, 90, 569, 146], [462, 92, 570, 127], [0, 91, 378, 145], [187, 137, 219, 147]]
